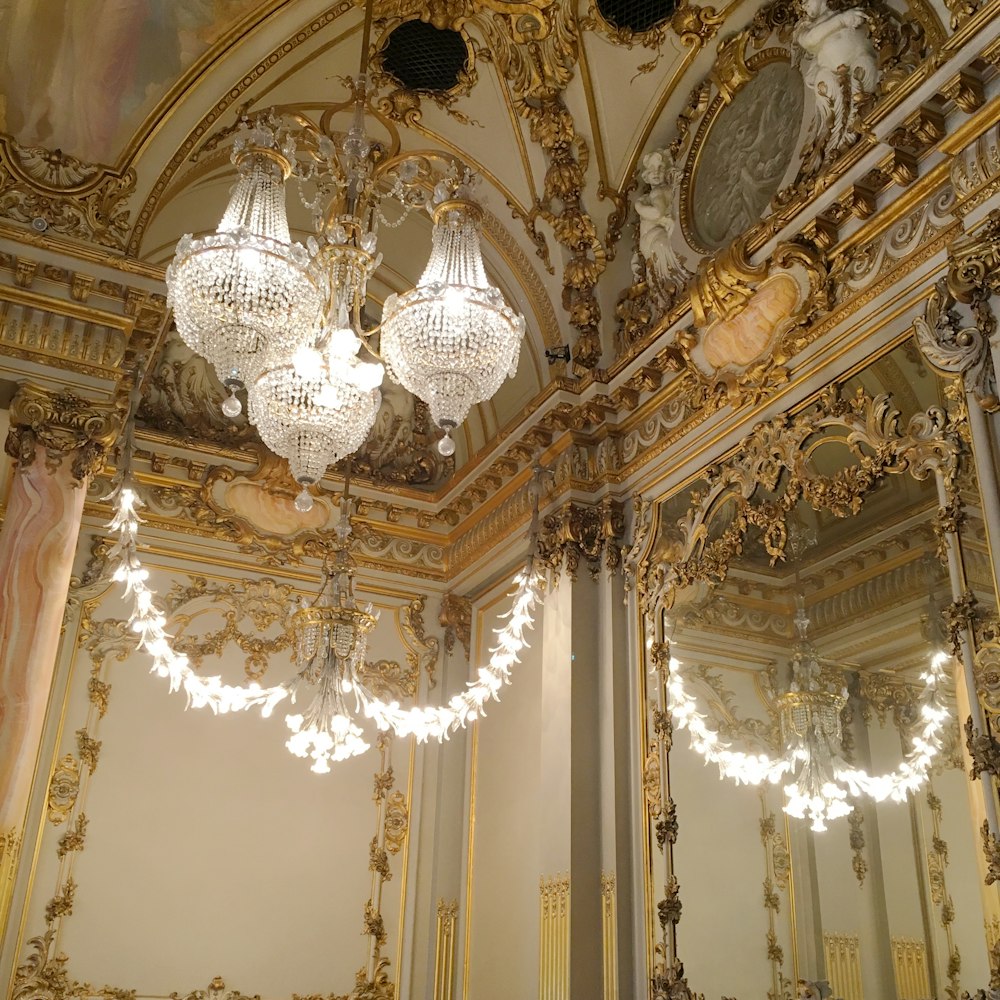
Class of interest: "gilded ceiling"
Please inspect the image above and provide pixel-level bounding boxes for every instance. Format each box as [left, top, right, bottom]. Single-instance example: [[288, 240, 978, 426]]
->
[[0, 0, 989, 574]]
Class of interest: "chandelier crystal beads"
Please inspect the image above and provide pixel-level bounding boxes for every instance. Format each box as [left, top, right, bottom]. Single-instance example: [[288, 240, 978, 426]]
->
[[380, 183, 525, 457], [166, 65, 526, 483], [166, 143, 325, 399]]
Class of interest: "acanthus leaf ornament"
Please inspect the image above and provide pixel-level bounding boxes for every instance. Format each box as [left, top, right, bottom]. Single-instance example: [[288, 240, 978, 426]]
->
[[913, 278, 998, 412]]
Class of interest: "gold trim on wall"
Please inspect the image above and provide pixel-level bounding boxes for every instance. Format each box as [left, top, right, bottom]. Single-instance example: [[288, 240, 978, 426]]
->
[[433, 899, 458, 1000], [539, 873, 569, 1000]]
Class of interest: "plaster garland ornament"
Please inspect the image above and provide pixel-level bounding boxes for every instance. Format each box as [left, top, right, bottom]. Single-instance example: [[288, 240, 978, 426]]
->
[[103, 389, 546, 770], [792, 0, 878, 173]]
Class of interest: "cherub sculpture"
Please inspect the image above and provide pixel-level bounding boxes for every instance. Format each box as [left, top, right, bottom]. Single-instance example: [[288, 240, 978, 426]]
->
[[792, 0, 878, 171], [634, 146, 691, 303]]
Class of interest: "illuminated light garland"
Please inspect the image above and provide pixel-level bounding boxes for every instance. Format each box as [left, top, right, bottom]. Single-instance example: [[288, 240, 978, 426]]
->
[[104, 448, 545, 767], [664, 652, 950, 832]]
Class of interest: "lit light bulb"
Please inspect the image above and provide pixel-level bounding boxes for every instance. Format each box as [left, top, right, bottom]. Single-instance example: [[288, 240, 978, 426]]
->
[[295, 487, 314, 512], [438, 432, 456, 457], [221, 391, 242, 418]]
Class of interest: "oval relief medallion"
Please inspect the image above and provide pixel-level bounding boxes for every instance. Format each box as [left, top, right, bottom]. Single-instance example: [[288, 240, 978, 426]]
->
[[688, 60, 804, 251]]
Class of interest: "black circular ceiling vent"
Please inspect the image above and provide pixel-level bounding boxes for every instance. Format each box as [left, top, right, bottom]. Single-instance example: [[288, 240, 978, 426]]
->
[[381, 20, 470, 94], [597, 0, 676, 33]]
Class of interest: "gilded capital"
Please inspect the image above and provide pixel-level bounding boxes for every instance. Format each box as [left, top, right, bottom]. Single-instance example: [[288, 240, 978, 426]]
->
[[537, 497, 625, 579], [5, 383, 122, 483]]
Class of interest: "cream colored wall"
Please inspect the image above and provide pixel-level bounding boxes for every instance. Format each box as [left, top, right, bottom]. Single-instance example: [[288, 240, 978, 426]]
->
[[463, 573, 544, 1000], [15, 555, 432, 999]]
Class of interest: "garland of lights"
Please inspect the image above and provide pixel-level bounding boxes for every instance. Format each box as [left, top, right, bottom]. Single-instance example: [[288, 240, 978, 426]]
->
[[105, 409, 545, 768], [664, 652, 950, 831]]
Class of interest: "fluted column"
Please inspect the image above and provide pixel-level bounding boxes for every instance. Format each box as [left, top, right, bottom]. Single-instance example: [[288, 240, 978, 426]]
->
[[0, 383, 119, 934]]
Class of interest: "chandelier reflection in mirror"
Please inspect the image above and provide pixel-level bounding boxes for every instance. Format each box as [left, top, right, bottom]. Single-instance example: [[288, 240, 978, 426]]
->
[[104, 394, 546, 771], [165, 2, 525, 507], [661, 594, 950, 831]]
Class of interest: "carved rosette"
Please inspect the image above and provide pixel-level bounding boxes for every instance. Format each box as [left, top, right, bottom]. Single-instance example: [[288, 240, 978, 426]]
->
[[6, 383, 121, 483], [45, 755, 80, 826]]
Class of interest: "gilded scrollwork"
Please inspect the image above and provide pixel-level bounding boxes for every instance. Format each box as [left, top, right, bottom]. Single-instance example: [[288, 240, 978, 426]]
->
[[6, 383, 122, 483], [400, 595, 441, 689], [642, 386, 960, 620], [166, 576, 295, 681], [848, 807, 867, 886], [383, 790, 408, 855], [478, 2, 605, 372], [438, 593, 472, 660], [914, 279, 998, 411], [965, 716, 1000, 780], [0, 137, 136, 250]]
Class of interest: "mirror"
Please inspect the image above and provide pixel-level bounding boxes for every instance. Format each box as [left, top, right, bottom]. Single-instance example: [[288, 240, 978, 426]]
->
[[637, 338, 1000, 999]]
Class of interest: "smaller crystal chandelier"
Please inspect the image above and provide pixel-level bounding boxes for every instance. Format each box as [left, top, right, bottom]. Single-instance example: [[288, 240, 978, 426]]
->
[[285, 500, 377, 771], [380, 176, 525, 457], [664, 595, 950, 831]]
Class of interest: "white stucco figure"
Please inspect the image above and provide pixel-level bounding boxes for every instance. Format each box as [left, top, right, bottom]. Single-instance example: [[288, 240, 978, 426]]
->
[[792, 0, 878, 168], [634, 147, 691, 296]]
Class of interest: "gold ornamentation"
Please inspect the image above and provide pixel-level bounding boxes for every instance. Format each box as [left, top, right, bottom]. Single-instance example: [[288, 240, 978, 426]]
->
[[645, 386, 959, 619], [948, 210, 1000, 305], [966, 716, 1000, 780], [46, 755, 81, 826], [945, 590, 978, 656], [384, 790, 409, 855], [848, 808, 867, 887], [690, 234, 768, 328], [913, 278, 998, 411], [951, 123, 1000, 217], [983, 821, 1000, 886], [439, 593, 472, 659], [0, 137, 136, 250], [479, 3, 605, 372], [357, 659, 418, 701], [75, 730, 101, 776], [400, 595, 441, 689], [6, 383, 121, 483], [56, 815, 88, 860], [537, 498, 625, 579], [434, 899, 459, 1000], [167, 576, 294, 681], [643, 742, 662, 817], [87, 676, 111, 719], [44, 878, 76, 924]]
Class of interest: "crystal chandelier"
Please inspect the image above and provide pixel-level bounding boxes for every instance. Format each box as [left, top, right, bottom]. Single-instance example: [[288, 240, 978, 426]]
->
[[285, 502, 378, 771], [663, 596, 950, 831], [165, 0, 525, 492], [379, 181, 525, 457]]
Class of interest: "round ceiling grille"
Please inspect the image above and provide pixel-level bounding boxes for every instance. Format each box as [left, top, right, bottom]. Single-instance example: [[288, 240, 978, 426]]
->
[[597, 0, 676, 33], [381, 20, 470, 93]]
